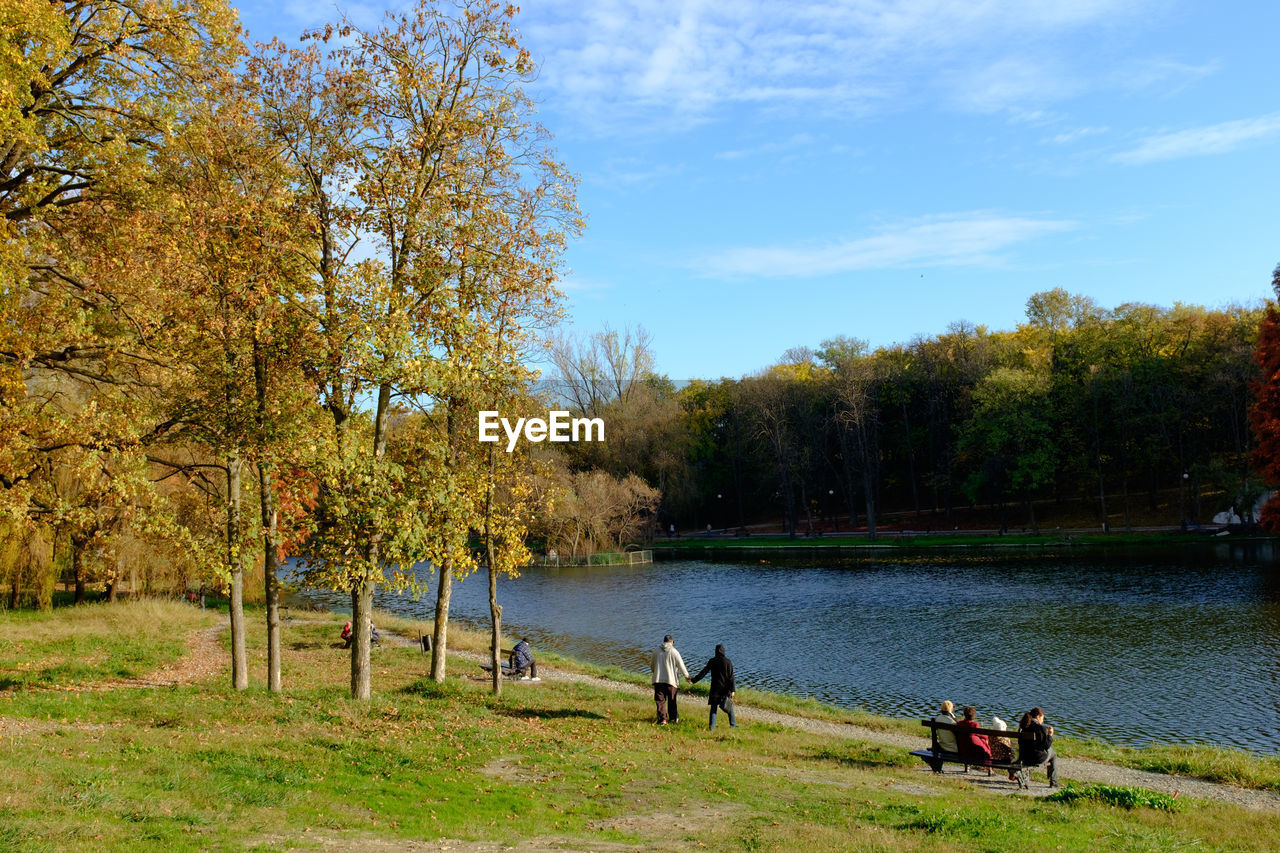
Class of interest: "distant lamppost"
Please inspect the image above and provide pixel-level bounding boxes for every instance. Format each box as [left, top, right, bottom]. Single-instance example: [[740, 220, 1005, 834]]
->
[[717, 494, 723, 532], [1180, 472, 1190, 528], [829, 489, 836, 532]]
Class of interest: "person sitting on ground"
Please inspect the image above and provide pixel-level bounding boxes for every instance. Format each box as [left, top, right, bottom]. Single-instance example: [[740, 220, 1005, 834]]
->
[[370, 623, 380, 647], [954, 705, 993, 764], [509, 637, 539, 681], [340, 620, 353, 649], [1017, 707, 1059, 788], [690, 644, 737, 729], [931, 700, 961, 753]]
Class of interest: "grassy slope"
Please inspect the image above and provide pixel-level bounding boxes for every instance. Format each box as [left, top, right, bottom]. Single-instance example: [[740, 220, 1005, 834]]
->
[[0, 605, 1278, 852], [0, 600, 213, 690]]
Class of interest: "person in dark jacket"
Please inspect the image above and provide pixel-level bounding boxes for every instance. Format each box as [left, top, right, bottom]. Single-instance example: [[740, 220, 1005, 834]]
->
[[689, 644, 737, 729], [1017, 707, 1059, 787], [509, 638, 539, 681]]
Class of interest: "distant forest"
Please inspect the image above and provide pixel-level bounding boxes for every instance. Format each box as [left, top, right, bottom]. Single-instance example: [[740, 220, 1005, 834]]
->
[[548, 289, 1264, 536]]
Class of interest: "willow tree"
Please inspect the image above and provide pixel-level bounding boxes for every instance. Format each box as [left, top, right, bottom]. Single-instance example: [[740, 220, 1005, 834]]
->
[[260, 0, 577, 698]]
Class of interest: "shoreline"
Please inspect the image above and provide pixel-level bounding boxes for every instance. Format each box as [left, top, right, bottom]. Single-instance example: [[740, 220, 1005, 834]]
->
[[350, 605, 1280, 807], [651, 531, 1279, 555], [440, 641, 1280, 812]]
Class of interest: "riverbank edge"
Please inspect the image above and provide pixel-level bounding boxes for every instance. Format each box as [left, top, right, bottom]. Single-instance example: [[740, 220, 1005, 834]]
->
[[651, 532, 1278, 555], [359, 606, 1280, 795]]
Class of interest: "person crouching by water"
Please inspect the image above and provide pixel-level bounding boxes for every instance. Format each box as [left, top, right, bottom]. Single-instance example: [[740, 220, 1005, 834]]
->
[[931, 700, 960, 753], [650, 634, 689, 725], [690, 644, 737, 729], [955, 705, 992, 764], [509, 637, 539, 681], [341, 620, 379, 649], [1017, 707, 1059, 788]]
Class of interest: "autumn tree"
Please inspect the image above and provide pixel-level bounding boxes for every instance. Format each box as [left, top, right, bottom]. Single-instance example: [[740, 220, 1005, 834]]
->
[[260, 0, 578, 698], [1251, 265, 1280, 530], [1, 0, 239, 524]]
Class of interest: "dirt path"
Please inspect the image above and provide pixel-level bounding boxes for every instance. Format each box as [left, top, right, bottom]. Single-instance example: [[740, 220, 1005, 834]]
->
[[106, 623, 229, 689], [443, 645, 1280, 812]]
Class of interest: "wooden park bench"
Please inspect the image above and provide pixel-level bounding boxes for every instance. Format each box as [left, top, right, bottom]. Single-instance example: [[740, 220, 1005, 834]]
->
[[478, 648, 515, 677], [909, 719, 1047, 789]]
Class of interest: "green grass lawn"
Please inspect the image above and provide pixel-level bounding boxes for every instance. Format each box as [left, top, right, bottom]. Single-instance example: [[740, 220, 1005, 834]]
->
[[1, 605, 1278, 851], [0, 599, 213, 690]]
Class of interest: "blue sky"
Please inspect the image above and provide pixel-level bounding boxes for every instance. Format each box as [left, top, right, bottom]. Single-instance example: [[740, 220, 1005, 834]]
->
[[234, 0, 1280, 379]]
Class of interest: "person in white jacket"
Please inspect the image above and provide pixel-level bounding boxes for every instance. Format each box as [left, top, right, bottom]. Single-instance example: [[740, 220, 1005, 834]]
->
[[650, 634, 690, 724]]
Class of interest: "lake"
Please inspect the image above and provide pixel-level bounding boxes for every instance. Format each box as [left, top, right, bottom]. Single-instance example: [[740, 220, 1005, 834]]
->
[[290, 541, 1280, 754]]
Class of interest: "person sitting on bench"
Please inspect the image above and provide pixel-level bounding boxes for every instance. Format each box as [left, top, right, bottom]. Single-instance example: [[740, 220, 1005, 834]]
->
[[955, 705, 993, 764], [509, 637, 539, 680], [931, 700, 960, 753], [1018, 707, 1059, 788]]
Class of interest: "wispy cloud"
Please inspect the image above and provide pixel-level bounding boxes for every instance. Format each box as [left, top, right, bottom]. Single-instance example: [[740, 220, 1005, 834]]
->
[[1112, 58, 1218, 96], [521, 0, 1145, 132], [593, 157, 686, 187], [558, 275, 614, 297], [1114, 113, 1280, 164], [696, 212, 1076, 278], [714, 133, 815, 161], [1042, 126, 1109, 145]]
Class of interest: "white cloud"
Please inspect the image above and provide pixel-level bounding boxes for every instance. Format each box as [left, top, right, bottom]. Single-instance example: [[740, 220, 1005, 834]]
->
[[1042, 126, 1110, 145], [1114, 113, 1280, 164], [696, 212, 1076, 278], [951, 56, 1083, 115], [1112, 58, 1218, 96], [520, 0, 1146, 132], [714, 133, 815, 160]]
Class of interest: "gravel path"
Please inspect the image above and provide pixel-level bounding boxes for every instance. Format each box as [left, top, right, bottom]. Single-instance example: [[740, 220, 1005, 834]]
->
[[440, 644, 1280, 813]]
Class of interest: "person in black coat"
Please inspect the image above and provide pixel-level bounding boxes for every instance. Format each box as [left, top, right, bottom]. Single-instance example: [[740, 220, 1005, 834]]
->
[[690, 644, 737, 729], [1017, 707, 1059, 787]]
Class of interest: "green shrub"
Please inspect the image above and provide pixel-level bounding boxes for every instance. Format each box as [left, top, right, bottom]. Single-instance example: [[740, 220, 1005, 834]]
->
[[1045, 783, 1181, 811]]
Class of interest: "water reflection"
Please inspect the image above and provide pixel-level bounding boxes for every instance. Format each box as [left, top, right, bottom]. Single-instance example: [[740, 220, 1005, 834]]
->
[[290, 545, 1280, 753]]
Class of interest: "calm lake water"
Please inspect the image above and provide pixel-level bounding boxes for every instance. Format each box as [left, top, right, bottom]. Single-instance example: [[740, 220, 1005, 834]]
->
[[291, 542, 1280, 754]]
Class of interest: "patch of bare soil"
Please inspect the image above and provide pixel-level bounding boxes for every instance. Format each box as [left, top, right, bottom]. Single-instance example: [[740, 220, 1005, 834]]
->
[[479, 755, 559, 785], [585, 803, 733, 837], [107, 623, 228, 689]]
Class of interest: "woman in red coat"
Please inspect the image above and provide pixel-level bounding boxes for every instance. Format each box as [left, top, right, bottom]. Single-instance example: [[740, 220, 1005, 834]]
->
[[954, 705, 993, 764]]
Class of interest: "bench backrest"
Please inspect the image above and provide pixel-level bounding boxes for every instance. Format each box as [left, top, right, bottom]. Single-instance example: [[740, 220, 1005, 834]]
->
[[920, 719, 1021, 741]]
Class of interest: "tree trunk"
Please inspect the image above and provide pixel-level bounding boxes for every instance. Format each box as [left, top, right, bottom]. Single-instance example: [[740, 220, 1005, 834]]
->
[[350, 579, 375, 700], [258, 462, 282, 693], [227, 453, 249, 690], [430, 557, 453, 682], [72, 543, 85, 604], [488, 552, 502, 696]]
